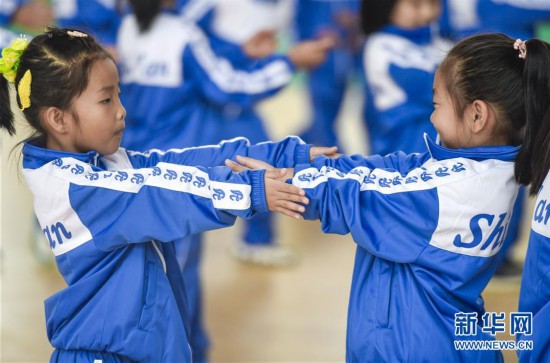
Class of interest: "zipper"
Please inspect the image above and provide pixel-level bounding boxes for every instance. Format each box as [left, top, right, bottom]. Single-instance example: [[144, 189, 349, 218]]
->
[[93, 153, 99, 167], [151, 240, 167, 273]]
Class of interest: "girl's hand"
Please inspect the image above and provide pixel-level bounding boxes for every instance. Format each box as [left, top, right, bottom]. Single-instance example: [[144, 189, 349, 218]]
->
[[229, 156, 295, 180], [225, 159, 307, 219], [264, 169, 309, 219], [242, 30, 278, 59], [309, 146, 340, 161], [288, 36, 335, 69]]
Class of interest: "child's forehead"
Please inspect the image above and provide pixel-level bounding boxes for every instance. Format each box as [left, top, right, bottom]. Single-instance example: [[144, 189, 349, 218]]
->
[[87, 58, 119, 91]]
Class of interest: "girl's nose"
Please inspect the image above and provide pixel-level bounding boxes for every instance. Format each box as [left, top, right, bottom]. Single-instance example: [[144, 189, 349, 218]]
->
[[118, 103, 127, 120]]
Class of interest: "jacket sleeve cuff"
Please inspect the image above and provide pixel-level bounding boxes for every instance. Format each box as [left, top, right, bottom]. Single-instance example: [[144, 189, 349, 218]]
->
[[294, 143, 311, 165], [250, 169, 268, 213]]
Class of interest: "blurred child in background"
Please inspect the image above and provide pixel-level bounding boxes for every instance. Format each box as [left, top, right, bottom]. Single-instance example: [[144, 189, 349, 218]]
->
[[159, 0, 332, 267], [295, 0, 363, 150], [360, 0, 450, 156]]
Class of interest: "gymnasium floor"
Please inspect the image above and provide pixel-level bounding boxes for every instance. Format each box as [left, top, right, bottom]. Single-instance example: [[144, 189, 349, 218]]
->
[[1, 84, 529, 362]]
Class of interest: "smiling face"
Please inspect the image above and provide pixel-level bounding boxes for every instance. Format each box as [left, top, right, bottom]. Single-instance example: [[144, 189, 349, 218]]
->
[[390, 0, 441, 29], [430, 68, 471, 149], [65, 58, 126, 155]]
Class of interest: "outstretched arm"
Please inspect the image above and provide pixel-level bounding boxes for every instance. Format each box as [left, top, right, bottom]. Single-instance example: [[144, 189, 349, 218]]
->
[[227, 155, 456, 263], [184, 23, 333, 109], [125, 136, 339, 170], [34, 157, 307, 255]]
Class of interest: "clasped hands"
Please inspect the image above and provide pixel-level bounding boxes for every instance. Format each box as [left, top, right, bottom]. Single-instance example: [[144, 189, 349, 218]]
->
[[226, 146, 340, 219]]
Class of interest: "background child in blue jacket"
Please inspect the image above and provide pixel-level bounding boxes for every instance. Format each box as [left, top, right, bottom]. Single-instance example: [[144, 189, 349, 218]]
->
[[361, 0, 450, 155], [178, 0, 307, 268], [0, 28, 327, 362], [229, 33, 549, 362]]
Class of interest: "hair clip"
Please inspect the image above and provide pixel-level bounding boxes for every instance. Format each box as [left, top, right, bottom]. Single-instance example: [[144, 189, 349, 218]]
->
[[18, 69, 32, 111], [513, 39, 527, 59], [67, 30, 88, 38]]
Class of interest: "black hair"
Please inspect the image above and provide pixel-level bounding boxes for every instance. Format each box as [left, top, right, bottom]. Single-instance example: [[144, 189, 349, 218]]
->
[[360, 0, 397, 35], [0, 27, 113, 142], [128, 0, 162, 33], [516, 38, 550, 195], [438, 33, 550, 195]]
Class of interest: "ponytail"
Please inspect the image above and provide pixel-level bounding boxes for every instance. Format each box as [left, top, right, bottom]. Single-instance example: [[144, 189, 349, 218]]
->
[[514, 39, 550, 195], [0, 75, 15, 135], [128, 0, 162, 33]]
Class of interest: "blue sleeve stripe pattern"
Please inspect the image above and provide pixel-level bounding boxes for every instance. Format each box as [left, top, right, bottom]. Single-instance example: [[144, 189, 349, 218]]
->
[[294, 157, 483, 195], [46, 157, 252, 210], [189, 25, 293, 93]]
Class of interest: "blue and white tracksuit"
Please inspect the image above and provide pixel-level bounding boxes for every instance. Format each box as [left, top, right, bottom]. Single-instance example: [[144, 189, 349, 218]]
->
[[117, 11, 294, 152], [22, 136, 310, 362], [52, 0, 121, 46], [440, 0, 550, 40], [518, 173, 550, 363], [175, 0, 297, 248], [181, 0, 295, 46], [296, 0, 362, 149], [362, 25, 450, 156], [177, 0, 295, 145], [292, 135, 519, 362]]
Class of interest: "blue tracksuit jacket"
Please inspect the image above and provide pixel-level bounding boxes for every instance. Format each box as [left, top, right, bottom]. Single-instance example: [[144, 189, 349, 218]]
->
[[117, 11, 295, 151], [362, 25, 450, 156], [518, 173, 550, 362], [292, 135, 519, 362], [22, 136, 310, 362], [177, 0, 294, 145]]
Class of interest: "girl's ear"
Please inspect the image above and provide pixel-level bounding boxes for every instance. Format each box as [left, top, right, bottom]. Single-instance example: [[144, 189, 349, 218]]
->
[[41, 107, 69, 134], [469, 99, 495, 134]]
